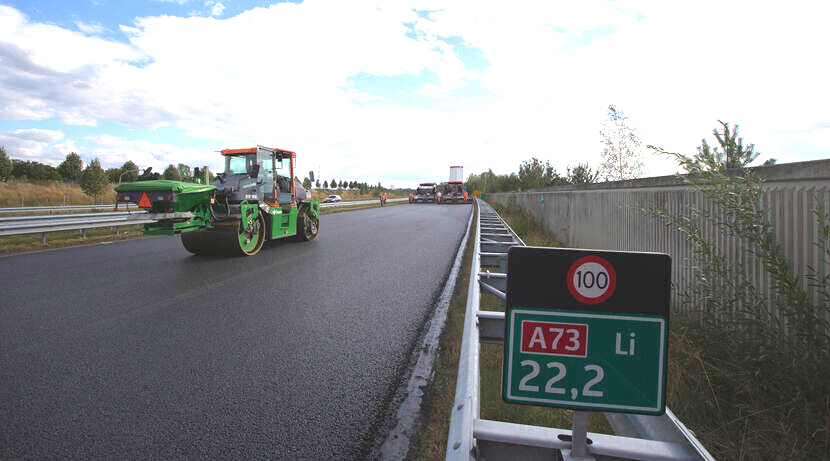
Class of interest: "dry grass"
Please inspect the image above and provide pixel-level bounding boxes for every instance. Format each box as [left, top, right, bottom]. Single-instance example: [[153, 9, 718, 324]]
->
[[0, 225, 145, 256], [0, 180, 118, 208], [665, 316, 830, 460]]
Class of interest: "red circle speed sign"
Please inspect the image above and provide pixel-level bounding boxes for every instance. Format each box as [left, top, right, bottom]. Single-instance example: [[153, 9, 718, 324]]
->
[[567, 256, 616, 304]]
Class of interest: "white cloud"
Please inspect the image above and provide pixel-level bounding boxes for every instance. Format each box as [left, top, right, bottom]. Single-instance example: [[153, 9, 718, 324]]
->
[[0, 1, 828, 186], [209, 2, 225, 17], [0, 129, 73, 164], [416, 83, 449, 99], [74, 21, 108, 35], [84, 135, 221, 172]]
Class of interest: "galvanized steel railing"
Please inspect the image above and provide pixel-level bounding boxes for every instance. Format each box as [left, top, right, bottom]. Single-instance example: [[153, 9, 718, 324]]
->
[[0, 198, 409, 242], [0, 204, 139, 214], [446, 199, 714, 461]]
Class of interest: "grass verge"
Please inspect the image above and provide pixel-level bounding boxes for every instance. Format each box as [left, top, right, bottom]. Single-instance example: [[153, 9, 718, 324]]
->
[[665, 314, 830, 460], [0, 225, 146, 256], [411, 202, 610, 461]]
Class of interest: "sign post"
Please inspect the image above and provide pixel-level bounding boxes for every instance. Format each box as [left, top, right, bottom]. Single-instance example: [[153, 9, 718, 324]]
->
[[502, 247, 671, 457]]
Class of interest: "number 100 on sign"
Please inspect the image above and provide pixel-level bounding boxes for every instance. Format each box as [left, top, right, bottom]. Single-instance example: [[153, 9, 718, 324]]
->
[[503, 308, 667, 414]]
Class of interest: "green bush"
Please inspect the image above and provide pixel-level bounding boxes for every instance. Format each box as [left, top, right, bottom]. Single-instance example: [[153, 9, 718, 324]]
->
[[650, 123, 829, 460]]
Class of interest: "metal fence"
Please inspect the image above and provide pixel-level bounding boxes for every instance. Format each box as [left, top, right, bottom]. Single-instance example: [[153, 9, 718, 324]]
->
[[0, 198, 410, 243], [0, 211, 153, 239], [486, 159, 830, 323], [0, 204, 138, 214], [446, 199, 713, 461]]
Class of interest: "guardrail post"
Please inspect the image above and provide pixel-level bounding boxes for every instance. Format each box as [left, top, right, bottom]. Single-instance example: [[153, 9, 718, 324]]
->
[[81, 229, 86, 239], [562, 411, 594, 461], [41, 232, 47, 245]]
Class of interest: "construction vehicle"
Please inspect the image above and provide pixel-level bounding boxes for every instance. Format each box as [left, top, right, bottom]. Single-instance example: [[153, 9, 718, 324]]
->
[[437, 166, 471, 204], [437, 181, 470, 204], [114, 146, 320, 256], [409, 182, 437, 203]]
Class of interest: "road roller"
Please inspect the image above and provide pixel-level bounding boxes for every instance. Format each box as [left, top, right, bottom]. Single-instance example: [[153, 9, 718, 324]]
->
[[114, 146, 320, 256]]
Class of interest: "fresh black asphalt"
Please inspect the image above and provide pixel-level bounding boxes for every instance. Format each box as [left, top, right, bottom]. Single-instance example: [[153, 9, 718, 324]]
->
[[0, 203, 472, 460]]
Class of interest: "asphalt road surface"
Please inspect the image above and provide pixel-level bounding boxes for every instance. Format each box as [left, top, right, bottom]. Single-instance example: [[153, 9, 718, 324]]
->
[[0, 203, 472, 460]]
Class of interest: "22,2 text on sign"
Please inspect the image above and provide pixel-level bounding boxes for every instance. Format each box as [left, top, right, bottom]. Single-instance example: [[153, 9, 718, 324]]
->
[[504, 309, 667, 414]]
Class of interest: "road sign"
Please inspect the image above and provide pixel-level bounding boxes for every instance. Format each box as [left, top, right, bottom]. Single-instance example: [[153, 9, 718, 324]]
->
[[567, 255, 616, 304], [503, 247, 671, 415]]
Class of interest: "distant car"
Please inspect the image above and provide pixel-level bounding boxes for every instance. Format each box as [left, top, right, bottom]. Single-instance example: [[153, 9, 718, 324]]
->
[[323, 195, 342, 203]]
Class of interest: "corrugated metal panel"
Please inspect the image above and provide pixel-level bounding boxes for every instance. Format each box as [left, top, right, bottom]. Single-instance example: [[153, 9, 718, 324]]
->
[[488, 164, 830, 329]]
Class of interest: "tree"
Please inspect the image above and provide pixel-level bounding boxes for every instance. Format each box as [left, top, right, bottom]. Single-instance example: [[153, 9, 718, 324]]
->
[[177, 163, 192, 178], [34, 162, 60, 180], [315, 179, 321, 188], [105, 168, 122, 184], [518, 157, 564, 190], [0, 147, 10, 181], [57, 152, 83, 182], [302, 177, 312, 189], [163, 164, 181, 180], [11, 159, 27, 179], [80, 159, 108, 200], [119, 160, 139, 183], [11, 160, 60, 181], [330, 179, 337, 189], [599, 104, 644, 181], [323, 180, 328, 189], [695, 120, 759, 171], [762, 158, 777, 166], [567, 163, 600, 184]]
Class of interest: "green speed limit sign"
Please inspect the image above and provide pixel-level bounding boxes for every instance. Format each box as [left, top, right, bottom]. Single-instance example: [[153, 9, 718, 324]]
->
[[504, 247, 671, 415]]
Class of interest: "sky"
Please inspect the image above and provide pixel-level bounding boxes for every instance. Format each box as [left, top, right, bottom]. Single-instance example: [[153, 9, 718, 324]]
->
[[0, 0, 828, 188]]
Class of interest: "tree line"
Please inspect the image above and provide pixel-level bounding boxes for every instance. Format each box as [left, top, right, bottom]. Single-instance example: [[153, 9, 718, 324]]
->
[[0, 149, 215, 200], [309, 179, 379, 194], [465, 159, 602, 193]]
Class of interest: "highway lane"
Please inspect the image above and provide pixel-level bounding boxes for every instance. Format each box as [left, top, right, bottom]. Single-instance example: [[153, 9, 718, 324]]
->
[[0, 203, 472, 460]]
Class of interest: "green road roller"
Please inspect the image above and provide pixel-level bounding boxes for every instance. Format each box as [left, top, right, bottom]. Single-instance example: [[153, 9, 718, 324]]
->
[[115, 146, 320, 256]]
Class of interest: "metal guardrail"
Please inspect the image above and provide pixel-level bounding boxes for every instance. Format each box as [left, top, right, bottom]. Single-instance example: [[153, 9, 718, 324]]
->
[[0, 204, 138, 214], [0, 198, 410, 242], [446, 199, 715, 461], [322, 197, 408, 207], [0, 198, 408, 214]]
